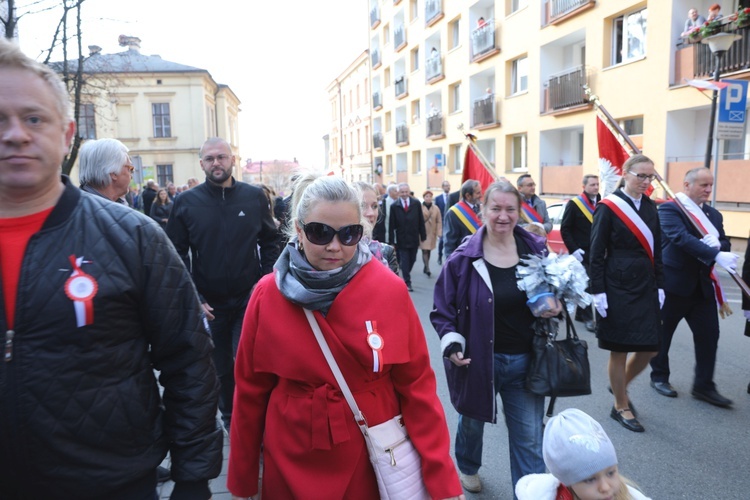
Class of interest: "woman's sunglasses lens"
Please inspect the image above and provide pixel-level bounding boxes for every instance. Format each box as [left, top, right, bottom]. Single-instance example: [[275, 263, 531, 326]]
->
[[306, 223, 334, 245]]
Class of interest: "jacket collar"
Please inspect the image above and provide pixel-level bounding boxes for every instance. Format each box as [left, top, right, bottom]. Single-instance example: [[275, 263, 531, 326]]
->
[[40, 175, 81, 231], [203, 176, 237, 194]]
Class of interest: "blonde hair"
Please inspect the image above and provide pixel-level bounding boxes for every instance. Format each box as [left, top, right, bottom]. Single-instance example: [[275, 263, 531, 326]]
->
[[616, 154, 654, 190], [286, 174, 362, 239], [569, 473, 638, 500]]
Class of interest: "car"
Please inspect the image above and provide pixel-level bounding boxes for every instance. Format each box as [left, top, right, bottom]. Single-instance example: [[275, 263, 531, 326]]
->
[[546, 201, 569, 254]]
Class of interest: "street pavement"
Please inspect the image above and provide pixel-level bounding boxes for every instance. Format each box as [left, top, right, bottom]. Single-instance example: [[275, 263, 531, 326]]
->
[[161, 253, 750, 499]]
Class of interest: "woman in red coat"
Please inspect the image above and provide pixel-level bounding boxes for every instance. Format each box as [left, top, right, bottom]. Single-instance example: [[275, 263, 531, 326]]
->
[[228, 174, 463, 500]]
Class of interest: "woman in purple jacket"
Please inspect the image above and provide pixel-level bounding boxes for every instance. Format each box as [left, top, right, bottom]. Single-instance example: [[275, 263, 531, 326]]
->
[[431, 181, 561, 498]]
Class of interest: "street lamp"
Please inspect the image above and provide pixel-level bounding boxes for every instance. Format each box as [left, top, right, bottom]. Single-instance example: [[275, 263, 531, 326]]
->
[[702, 32, 742, 171]]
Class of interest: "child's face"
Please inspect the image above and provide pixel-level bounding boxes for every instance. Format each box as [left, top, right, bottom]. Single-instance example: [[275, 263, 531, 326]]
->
[[569, 465, 621, 500]]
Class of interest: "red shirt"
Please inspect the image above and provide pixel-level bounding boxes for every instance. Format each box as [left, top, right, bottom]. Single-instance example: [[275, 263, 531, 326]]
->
[[0, 208, 53, 329]]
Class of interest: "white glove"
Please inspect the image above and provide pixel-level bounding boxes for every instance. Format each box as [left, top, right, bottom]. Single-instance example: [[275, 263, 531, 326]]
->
[[715, 251, 739, 272], [658, 289, 665, 309], [701, 234, 721, 250], [593, 293, 608, 318], [744, 310, 750, 321], [572, 248, 585, 262]]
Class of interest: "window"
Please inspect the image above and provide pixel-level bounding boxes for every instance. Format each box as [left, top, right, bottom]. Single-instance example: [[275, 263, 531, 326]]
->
[[450, 82, 461, 112], [512, 56, 528, 94], [512, 134, 527, 171], [411, 46, 420, 72], [384, 24, 391, 46], [452, 143, 462, 173], [410, 0, 418, 21], [343, 95, 347, 115], [78, 103, 96, 140], [612, 8, 647, 65], [511, 0, 528, 13], [364, 80, 369, 103], [152, 103, 171, 138], [385, 67, 391, 87], [385, 111, 392, 132], [156, 164, 173, 187], [622, 117, 644, 135], [357, 129, 361, 154], [411, 99, 421, 124], [356, 85, 360, 108], [412, 150, 422, 174], [386, 155, 393, 175], [449, 18, 461, 49]]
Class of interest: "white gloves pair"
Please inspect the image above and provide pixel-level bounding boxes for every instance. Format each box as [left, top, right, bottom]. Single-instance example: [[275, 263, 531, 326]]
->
[[593, 289, 665, 317], [571, 249, 585, 262], [701, 234, 721, 250], [715, 251, 739, 272]]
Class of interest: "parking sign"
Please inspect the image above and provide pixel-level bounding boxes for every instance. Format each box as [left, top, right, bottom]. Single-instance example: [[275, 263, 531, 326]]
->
[[717, 79, 748, 140]]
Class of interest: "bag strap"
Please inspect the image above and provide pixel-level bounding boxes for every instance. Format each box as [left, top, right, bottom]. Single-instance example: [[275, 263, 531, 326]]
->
[[545, 302, 578, 418], [303, 309, 370, 434]]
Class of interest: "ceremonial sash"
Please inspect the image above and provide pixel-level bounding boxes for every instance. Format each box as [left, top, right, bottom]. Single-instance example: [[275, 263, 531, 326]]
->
[[521, 200, 543, 224], [571, 194, 596, 224], [449, 200, 482, 234], [600, 195, 654, 264]]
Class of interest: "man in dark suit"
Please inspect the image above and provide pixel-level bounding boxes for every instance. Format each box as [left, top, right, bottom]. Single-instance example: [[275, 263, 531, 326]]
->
[[434, 180, 452, 264], [389, 182, 426, 291], [443, 180, 482, 259], [373, 183, 398, 243], [560, 174, 600, 332], [650, 167, 738, 407]]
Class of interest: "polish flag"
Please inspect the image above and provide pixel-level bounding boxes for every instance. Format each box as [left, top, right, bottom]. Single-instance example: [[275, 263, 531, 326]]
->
[[684, 79, 731, 92], [597, 116, 654, 197], [461, 142, 497, 193]]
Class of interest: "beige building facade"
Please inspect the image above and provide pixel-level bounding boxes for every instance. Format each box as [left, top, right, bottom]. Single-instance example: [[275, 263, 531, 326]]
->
[[368, 0, 750, 238]]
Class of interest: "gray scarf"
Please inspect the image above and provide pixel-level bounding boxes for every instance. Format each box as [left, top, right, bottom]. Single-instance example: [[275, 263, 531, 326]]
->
[[274, 236, 372, 314]]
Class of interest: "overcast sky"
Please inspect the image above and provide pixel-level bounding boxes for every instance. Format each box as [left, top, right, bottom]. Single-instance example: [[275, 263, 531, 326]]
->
[[15, 0, 368, 170]]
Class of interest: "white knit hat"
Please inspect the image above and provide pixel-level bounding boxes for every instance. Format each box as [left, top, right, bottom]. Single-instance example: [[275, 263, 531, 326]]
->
[[543, 408, 618, 486]]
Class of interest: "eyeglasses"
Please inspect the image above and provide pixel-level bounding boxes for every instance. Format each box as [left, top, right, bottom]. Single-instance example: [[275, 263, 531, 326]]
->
[[301, 221, 364, 246], [202, 154, 231, 164], [629, 172, 656, 182]]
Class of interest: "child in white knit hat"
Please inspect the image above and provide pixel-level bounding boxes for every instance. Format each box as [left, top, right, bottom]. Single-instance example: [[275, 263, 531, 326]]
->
[[515, 408, 651, 500]]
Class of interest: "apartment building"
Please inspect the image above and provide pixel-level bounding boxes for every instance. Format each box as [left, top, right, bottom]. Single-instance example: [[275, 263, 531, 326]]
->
[[368, 0, 750, 237]]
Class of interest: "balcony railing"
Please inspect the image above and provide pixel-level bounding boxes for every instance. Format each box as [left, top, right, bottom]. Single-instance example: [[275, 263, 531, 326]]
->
[[544, 65, 587, 112], [427, 113, 443, 137], [370, 6, 380, 27], [426, 54, 443, 82], [471, 20, 497, 60], [371, 49, 380, 67], [396, 123, 409, 144], [472, 94, 496, 127], [395, 76, 407, 98], [692, 31, 750, 78], [373, 132, 383, 150], [394, 25, 406, 49], [426, 0, 442, 25], [373, 91, 382, 109], [542, 0, 594, 26]]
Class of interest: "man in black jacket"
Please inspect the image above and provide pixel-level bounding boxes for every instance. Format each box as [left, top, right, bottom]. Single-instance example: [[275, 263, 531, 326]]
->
[[167, 137, 279, 432], [0, 38, 221, 499], [142, 178, 159, 215], [389, 182, 426, 291]]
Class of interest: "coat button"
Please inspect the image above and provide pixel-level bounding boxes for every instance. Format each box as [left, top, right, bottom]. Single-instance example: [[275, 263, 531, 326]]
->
[[488, 298, 492, 303]]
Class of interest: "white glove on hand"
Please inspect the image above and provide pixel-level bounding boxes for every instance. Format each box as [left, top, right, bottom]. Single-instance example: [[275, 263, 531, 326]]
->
[[593, 293, 608, 318], [716, 251, 739, 272], [701, 234, 721, 250], [658, 289, 665, 309], [744, 310, 750, 321], [572, 249, 585, 262]]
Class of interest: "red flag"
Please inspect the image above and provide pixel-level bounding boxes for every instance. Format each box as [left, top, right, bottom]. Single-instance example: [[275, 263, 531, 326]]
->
[[461, 143, 497, 193], [596, 116, 653, 196]]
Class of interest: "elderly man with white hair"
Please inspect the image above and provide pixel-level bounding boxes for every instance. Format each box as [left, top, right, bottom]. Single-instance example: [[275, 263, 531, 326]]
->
[[78, 138, 133, 203]]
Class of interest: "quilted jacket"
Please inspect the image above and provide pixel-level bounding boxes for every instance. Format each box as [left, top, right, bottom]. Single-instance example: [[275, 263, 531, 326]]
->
[[0, 178, 223, 498]]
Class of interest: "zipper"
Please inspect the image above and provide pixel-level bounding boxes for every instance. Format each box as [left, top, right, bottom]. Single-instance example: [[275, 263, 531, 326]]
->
[[4, 330, 14, 362], [384, 436, 410, 466]]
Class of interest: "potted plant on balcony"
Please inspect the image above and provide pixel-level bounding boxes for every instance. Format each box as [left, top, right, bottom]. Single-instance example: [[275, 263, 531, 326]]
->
[[683, 25, 702, 43], [735, 7, 750, 29], [700, 18, 723, 38]]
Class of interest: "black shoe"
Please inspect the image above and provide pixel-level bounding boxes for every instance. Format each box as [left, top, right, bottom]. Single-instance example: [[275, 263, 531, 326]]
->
[[156, 465, 171, 483], [607, 386, 638, 417], [651, 380, 678, 398], [437, 258, 442, 265], [426, 270, 431, 277], [407, 285, 414, 292], [747, 382, 750, 394], [610, 406, 644, 432], [585, 320, 596, 332], [692, 388, 733, 408]]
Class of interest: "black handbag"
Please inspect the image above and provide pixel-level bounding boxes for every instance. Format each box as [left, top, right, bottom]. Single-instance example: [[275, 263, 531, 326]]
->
[[526, 306, 591, 416]]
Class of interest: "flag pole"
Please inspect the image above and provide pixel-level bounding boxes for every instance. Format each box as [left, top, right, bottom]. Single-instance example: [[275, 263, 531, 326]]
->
[[584, 85, 750, 302]]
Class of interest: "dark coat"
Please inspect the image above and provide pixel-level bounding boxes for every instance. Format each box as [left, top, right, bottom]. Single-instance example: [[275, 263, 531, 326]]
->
[[589, 190, 664, 346], [442, 202, 477, 258], [372, 197, 389, 242], [659, 200, 728, 298], [388, 196, 426, 249], [149, 201, 173, 229], [560, 193, 601, 264], [430, 225, 547, 423], [141, 186, 158, 216], [434, 191, 451, 218]]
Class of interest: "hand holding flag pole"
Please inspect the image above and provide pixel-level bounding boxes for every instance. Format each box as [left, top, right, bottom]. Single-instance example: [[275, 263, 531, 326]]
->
[[584, 85, 750, 302]]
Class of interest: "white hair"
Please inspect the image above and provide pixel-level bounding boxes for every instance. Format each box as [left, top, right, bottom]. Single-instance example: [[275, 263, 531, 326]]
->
[[78, 139, 130, 187]]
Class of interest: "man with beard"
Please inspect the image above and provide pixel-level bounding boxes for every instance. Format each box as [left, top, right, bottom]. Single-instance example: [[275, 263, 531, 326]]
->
[[167, 137, 279, 432]]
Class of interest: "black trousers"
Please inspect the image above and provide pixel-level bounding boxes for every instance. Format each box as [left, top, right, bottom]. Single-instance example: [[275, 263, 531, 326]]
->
[[650, 288, 720, 391], [397, 246, 418, 286], [209, 302, 246, 430]]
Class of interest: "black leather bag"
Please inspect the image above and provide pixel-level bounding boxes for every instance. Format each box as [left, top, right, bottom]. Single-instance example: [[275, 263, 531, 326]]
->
[[526, 307, 591, 415]]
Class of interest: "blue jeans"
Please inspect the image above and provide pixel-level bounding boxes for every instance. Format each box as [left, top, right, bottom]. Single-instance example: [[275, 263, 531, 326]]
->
[[455, 352, 544, 496]]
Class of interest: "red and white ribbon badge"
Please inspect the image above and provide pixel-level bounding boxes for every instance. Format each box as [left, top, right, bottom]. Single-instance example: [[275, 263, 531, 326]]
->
[[64, 255, 98, 327], [366, 320, 384, 373]]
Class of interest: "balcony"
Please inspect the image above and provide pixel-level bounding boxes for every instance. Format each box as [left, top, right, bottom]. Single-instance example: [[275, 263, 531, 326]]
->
[[472, 93, 497, 128], [542, 66, 590, 114], [427, 113, 444, 138], [371, 49, 380, 69], [426, 0, 443, 27], [373, 91, 382, 110], [674, 21, 750, 83], [370, 5, 380, 29], [426, 54, 444, 83], [542, 0, 595, 27], [396, 123, 409, 145], [395, 76, 408, 99], [373, 132, 383, 150], [394, 25, 406, 51], [471, 20, 498, 62]]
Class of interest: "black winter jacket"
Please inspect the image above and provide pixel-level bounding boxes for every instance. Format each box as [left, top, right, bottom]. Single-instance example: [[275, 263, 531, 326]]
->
[[167, 178, 280, 305], [0, 178, 223, 498]]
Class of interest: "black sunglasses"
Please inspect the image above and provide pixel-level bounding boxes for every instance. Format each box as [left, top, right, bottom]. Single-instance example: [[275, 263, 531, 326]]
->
[[301, 221, 364, 246]]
